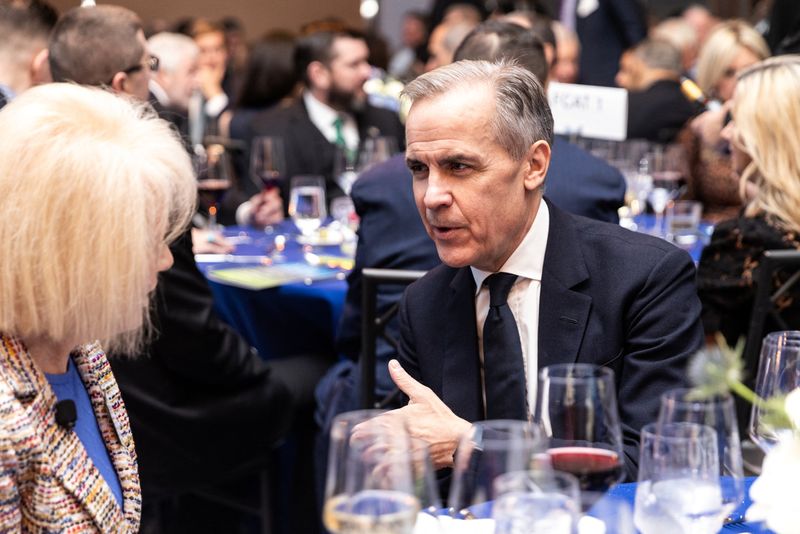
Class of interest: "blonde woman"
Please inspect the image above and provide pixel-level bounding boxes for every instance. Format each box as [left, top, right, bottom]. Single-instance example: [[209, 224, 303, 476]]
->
[[697, 56, 800, 347], [680, 20, 770, 221], [0, 84, 195, 531]]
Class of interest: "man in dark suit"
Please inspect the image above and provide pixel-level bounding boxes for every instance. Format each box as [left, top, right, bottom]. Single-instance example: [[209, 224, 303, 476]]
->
[[541, 0, 647, 87], [384, 60, 702, 477], [619, 39, 697, 144], [249, 28, 405, 207], [0, 0, 57, 111]]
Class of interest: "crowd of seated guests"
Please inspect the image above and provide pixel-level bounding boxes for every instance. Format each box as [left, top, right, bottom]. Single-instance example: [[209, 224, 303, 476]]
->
[[3, 0, 800, 532]]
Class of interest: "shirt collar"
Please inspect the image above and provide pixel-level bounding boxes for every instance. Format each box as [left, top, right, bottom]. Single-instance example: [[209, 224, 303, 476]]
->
[[471, 201, 550, 295], [304, 90, 347, 131], [148, 79, 169, 106]]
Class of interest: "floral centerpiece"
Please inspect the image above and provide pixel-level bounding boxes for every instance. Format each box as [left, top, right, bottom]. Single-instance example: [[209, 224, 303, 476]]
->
[[689, 336, 800, 534]]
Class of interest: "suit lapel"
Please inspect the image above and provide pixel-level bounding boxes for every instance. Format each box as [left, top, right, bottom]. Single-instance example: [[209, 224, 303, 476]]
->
[[538, 200, 593, 369], [441, 268, 484, 422]]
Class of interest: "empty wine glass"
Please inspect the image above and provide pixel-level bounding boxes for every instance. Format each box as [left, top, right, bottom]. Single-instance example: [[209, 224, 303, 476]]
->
[[408, 438, 443, 533], [634, 422, 724, 534], [659, 389, 745, 522], [358, 133, 398, 173], [448, 420, 548, 521], [250, 136, 286, 192], [492, 470, 580, 534], [535, 364, 625, 509], [288, 175, 326, 236], [333, 146, 358, 196], [750, 331, 800, 452], [195, 143, 232, 230], [324, 410, 419, 534]]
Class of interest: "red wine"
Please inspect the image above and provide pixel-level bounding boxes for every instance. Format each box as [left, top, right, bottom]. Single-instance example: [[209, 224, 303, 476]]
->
[[548, 447, 623, 493], [255, 170, 282, 190]]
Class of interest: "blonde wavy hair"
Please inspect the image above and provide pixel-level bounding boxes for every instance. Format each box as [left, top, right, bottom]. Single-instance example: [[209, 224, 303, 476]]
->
[[732, 55, 800, 231], [0, 83, 196, 353], [696, 20, 769, 99]]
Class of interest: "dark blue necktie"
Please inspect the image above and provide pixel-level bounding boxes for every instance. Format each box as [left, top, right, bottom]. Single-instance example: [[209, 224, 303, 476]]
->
[[482, 273, 527, 420]]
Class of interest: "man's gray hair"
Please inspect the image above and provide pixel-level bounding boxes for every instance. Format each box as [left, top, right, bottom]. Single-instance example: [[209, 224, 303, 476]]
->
[[633, 39, 683, 74], [148, 32, 198, 74], [402, 60, 554, 160]]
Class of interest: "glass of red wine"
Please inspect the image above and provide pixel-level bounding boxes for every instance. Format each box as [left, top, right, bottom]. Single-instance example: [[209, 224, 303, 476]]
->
[[535, 364, 625, 508], [195, 144, 232, 230], [250, 136, 286, 192]]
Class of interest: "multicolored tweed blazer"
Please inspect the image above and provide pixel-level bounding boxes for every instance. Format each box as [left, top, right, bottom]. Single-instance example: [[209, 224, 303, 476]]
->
[[0, 334, 141, 532]]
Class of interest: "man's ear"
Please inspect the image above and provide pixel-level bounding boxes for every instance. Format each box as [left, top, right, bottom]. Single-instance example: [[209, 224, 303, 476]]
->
[[307, 60, 330, 91], [523, 140, 551, 192], [110, 71, 127, 94], [31, 48, 52, 85]]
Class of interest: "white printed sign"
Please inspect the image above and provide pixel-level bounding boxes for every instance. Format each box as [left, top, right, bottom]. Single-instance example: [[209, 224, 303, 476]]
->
[[547, 82, 628, 141]]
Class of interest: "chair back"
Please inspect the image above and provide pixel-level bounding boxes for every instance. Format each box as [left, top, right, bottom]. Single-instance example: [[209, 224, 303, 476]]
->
[[742, 249, 800, 368], [360, 268, 426, 409]]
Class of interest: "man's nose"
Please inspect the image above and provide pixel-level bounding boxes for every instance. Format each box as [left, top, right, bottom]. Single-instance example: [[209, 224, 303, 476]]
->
[[423, 171, 452, 209]]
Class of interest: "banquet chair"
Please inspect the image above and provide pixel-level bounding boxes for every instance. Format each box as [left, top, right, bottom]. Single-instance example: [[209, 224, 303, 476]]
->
[[360, 268, 426, 409], [742, 249, 800, 367]]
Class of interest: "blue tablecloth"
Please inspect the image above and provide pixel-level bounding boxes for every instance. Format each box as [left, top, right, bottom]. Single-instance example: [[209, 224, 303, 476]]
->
[[631, 214, 714, 263], [196, 224, 349, 359]]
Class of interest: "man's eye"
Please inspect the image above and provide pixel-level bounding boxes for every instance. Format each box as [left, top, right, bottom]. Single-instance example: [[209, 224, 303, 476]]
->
[[449, 162, 469, 171], [408, 163, 427, 174]]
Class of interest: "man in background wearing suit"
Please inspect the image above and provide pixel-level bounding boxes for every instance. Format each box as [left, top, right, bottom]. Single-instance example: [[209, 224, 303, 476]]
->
[[249, 27, 404, 207], [0, 0, 57, 110], [385, 60, 703, 477], [541, 0, 647, 87]]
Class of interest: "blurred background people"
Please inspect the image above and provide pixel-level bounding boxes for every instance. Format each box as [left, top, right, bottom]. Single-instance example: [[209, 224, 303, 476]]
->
[[620, 38, 696, 143], [0, 81, 195, 533], [388, 10, 428, 81], [146, 31, 199, 137], [0, 0, 57, 109], [551, 20, 580, 83], [697, 54, 800, 372], [679, 19, 770, 221], [425, 20, 476, 71]]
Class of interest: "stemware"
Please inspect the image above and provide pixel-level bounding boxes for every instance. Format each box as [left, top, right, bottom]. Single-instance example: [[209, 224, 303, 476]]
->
[[448, 420, 548, 521], [535, 364, 625, 506], [195, 143, 232, 230], [250, 136, 286, 192], [634, 422, 725, 534], [659, 389, 745, 521], [288, 175, 327, 236], [750, 331, 800, 452], [323, 409, 418, 534], [492, 470, 580, 534]]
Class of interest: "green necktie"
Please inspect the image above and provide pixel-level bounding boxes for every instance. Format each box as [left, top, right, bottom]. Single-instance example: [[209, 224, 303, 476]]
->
[[332, 116, 356, 163]]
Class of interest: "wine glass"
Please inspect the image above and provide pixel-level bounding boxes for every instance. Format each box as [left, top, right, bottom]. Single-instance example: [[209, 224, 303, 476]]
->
[[659, 389, 745, 522], [288, 175, 327, 236], [535, 364, 625, 508], [333, 146, 358, 196], [492, 470, 580, 534], [195, 143, 232, 230], [358, 134, 398, 173], [250, 136, 286, 192], [648, 144, 685, 236], [324, 409, 419, 534], [582, 493, 636, 534], [448, 420, 548, 521], [634, 422, 724, 534], [408, 438, 443, 533], [750, 330, 800, 452]]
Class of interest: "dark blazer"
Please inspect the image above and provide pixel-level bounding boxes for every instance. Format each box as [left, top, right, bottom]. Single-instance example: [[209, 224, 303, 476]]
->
[[627, 79, 697, 144], [249, 97, 405, 206], [542, 0, 646, 87], [546, 136, 626, 224], [336, 154, 441, 388], [110, 229, 293, 499], [398, 199, 703, 477]]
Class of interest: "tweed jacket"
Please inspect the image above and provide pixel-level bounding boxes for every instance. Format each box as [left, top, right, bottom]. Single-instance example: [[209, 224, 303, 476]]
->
[[0, 334, 141, 532]]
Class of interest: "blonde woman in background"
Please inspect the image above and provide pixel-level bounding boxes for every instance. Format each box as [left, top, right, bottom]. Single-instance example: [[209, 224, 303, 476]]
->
[[679, 20, 770, 221], [0, 84, 195, 532], [697, 55, 800, 349]]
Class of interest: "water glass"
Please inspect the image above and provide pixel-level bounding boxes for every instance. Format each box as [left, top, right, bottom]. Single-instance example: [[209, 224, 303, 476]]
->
[[492, 470, 580, 534], [659, 389, 745, 521], [634, 422, 724, 534], [448, 420, 548, 520], [535, 364, 625, 504], [288, 175, 326, 235], [324, 410, 418, 534], [666, 200, 703, 245], [750, 331, 800, 452]]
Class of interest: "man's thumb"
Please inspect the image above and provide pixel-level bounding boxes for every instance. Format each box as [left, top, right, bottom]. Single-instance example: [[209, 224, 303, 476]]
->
[[388, 359, 427, 401]]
